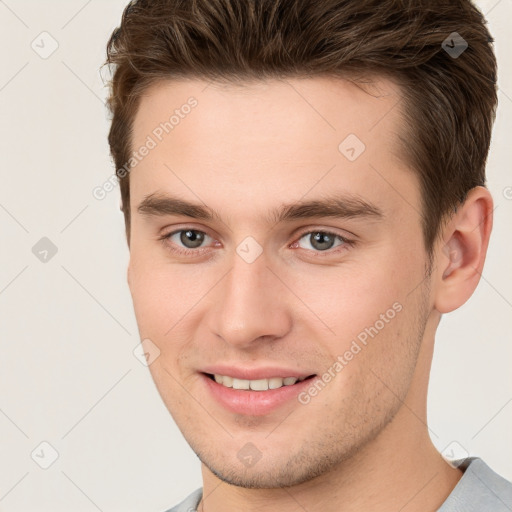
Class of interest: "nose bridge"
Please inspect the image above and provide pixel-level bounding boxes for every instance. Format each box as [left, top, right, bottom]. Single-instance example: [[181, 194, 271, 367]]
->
[[211, 250, 291, 347]]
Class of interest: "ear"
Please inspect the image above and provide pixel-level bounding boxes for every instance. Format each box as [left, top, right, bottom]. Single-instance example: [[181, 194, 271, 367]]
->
[[433, 186, 493, 314]]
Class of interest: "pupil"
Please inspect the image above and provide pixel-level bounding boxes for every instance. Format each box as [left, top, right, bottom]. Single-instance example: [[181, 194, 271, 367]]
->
[[311, 232, 334, 251], [181, 230, 204, 248]]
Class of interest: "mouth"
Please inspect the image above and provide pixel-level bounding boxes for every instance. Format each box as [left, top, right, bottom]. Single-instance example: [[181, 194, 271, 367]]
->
[[200, 371, 317, 416]]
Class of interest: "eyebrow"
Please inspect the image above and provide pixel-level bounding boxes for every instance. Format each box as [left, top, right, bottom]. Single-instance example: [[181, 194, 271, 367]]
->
[[137, 192, 384, 225]]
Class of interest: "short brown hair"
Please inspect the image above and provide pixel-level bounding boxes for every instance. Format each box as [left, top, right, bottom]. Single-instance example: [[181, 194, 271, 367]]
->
[[105, 0, 497, 252]]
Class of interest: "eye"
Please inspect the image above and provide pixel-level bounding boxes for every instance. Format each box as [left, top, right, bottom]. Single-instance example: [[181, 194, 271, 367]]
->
[[160, 229, 214, 253], [294, 230, 349, 252], [159, 227, 353, 258]]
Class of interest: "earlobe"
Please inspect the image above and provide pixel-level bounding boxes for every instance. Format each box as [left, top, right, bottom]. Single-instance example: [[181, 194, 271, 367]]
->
[[434, 187, 493, 313]]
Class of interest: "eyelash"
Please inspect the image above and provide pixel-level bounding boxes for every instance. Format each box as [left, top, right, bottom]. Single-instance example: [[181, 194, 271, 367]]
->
[[158, 227, 355, 258]]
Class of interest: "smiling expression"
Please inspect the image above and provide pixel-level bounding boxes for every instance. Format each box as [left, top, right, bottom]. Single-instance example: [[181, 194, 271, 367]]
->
[[126, 75, 437, 488]]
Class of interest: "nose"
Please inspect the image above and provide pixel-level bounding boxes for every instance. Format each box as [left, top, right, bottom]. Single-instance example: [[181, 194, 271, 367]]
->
[[208, 251, 293, 350]]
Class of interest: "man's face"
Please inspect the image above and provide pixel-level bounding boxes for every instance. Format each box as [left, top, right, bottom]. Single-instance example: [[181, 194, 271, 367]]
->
[[127, 76, 435, 487]]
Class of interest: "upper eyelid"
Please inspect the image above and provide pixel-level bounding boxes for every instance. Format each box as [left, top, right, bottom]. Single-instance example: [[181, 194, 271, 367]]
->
[[297, 228, 347, 239]]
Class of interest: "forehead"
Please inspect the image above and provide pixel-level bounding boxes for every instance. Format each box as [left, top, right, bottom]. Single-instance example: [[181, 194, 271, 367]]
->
[[132, 75, 403, 154], [129, 75, 418, 224]]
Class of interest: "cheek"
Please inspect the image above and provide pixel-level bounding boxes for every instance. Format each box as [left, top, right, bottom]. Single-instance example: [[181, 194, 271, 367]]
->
[[128, 253, 197, 329], [128, 255, 222, 366], [284, 256, 422, 399], [284, 258, 406, 343], [129, 271, 171, 336]]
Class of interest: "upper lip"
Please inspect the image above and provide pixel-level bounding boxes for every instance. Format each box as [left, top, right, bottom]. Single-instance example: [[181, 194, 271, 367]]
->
[[201, 365, 316, 381]]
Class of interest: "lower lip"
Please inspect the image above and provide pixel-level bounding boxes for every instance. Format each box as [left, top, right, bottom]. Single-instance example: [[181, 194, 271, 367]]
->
[[201, 373, 315, 416]]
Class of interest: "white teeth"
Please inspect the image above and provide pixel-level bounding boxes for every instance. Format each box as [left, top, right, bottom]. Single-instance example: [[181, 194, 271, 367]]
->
[[268, 377, 284, 389], [232, 378, 250, 390], [249, 379, 269, 391], [212, 374, 307, 391]]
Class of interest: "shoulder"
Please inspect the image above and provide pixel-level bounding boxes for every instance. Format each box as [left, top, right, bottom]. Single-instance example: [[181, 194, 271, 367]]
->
[[439, 457, 512, 512], [160, 488, 203, 512]]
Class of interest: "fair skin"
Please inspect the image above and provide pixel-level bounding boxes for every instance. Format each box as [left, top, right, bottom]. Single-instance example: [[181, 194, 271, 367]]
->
[[126, 76, 493, 511]]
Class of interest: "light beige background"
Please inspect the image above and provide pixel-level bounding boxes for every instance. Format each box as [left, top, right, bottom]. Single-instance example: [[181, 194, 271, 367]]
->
[[0, 1, 510, 510]]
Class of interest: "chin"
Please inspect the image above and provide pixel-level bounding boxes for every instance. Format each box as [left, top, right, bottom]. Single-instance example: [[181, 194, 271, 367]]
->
[[200, 457, 331, 489], [191, 435, 360, 489]]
